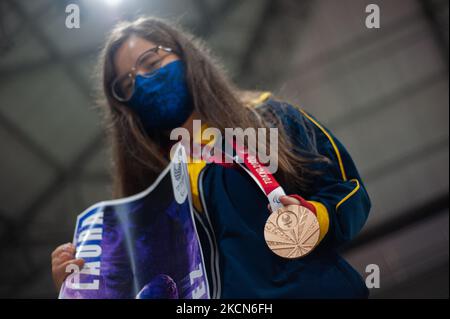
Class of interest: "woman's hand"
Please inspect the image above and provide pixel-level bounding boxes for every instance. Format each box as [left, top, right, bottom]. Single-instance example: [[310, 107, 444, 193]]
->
[[267, 195, 301, 212], [51, 243, 84, 292]]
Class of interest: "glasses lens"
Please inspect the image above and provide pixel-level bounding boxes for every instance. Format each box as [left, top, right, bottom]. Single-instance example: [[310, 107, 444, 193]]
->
[[137, 50, 162, 77], [111, 47, 166, 102], [112, 75, 134, 101]]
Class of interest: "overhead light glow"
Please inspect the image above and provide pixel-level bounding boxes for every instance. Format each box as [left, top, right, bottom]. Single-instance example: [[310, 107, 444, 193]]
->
[[103, 0, 121, 7]]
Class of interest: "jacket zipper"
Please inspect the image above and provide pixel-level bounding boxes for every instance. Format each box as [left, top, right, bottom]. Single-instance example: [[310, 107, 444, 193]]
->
[[194, 167, 222, 299]]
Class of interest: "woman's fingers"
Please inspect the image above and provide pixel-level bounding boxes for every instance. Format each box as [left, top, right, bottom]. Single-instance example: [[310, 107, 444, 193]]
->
[[59, 258, 85, 272], [268, 196, 302, 213], [51, 242, 83, 291], [52, 251, 75, 267], [53, 258, 85, 277], [52, 243, 77, 268], [279, 195, 301, 206], [51, 242, 75, 259]]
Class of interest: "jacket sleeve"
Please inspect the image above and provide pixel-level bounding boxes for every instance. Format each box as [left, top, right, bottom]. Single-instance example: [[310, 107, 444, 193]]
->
[[280, 103, 372, 248]]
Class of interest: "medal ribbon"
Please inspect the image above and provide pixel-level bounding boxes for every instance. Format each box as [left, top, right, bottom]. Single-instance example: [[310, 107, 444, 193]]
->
[[190, 139, 286, 212]]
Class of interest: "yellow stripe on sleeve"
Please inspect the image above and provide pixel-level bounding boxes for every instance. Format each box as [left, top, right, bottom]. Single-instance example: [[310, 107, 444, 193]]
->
[[309, 201, 330, 243], [336, 179, 360, 211]]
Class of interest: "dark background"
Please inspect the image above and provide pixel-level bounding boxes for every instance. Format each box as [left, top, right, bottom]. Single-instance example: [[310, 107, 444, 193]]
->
[[0, 0, 448, 298]]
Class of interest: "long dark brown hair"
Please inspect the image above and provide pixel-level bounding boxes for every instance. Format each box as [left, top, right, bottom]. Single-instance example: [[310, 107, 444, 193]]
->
[[96, 17, 326, 198]]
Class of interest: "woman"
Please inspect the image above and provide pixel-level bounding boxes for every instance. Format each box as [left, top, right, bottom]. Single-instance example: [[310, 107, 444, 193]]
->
[[51, 17, 371, 298]]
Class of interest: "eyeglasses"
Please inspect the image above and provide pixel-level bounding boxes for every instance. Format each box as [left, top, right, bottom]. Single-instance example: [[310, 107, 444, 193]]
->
[[111, 45, 174, 102]]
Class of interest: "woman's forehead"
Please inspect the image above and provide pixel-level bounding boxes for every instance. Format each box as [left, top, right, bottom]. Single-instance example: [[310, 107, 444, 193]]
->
[[114, 36, 156, 75]]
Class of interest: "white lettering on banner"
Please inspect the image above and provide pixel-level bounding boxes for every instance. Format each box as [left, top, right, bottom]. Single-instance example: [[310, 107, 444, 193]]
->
[[65, 264, 100, 290], [80, 261, 101, 276], [189, 263, 207, 299], [78, 228, 102, 242], [67, 210, 104, 290], [77, 244, 102, 258], [81, 211, 103, 228]]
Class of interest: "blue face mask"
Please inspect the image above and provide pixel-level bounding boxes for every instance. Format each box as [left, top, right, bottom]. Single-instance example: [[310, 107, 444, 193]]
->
[[128, 60, 193, 131]]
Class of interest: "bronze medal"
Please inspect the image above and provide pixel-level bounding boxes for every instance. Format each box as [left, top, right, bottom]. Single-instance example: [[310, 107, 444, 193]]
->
[[264, 205, 320, 259]]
